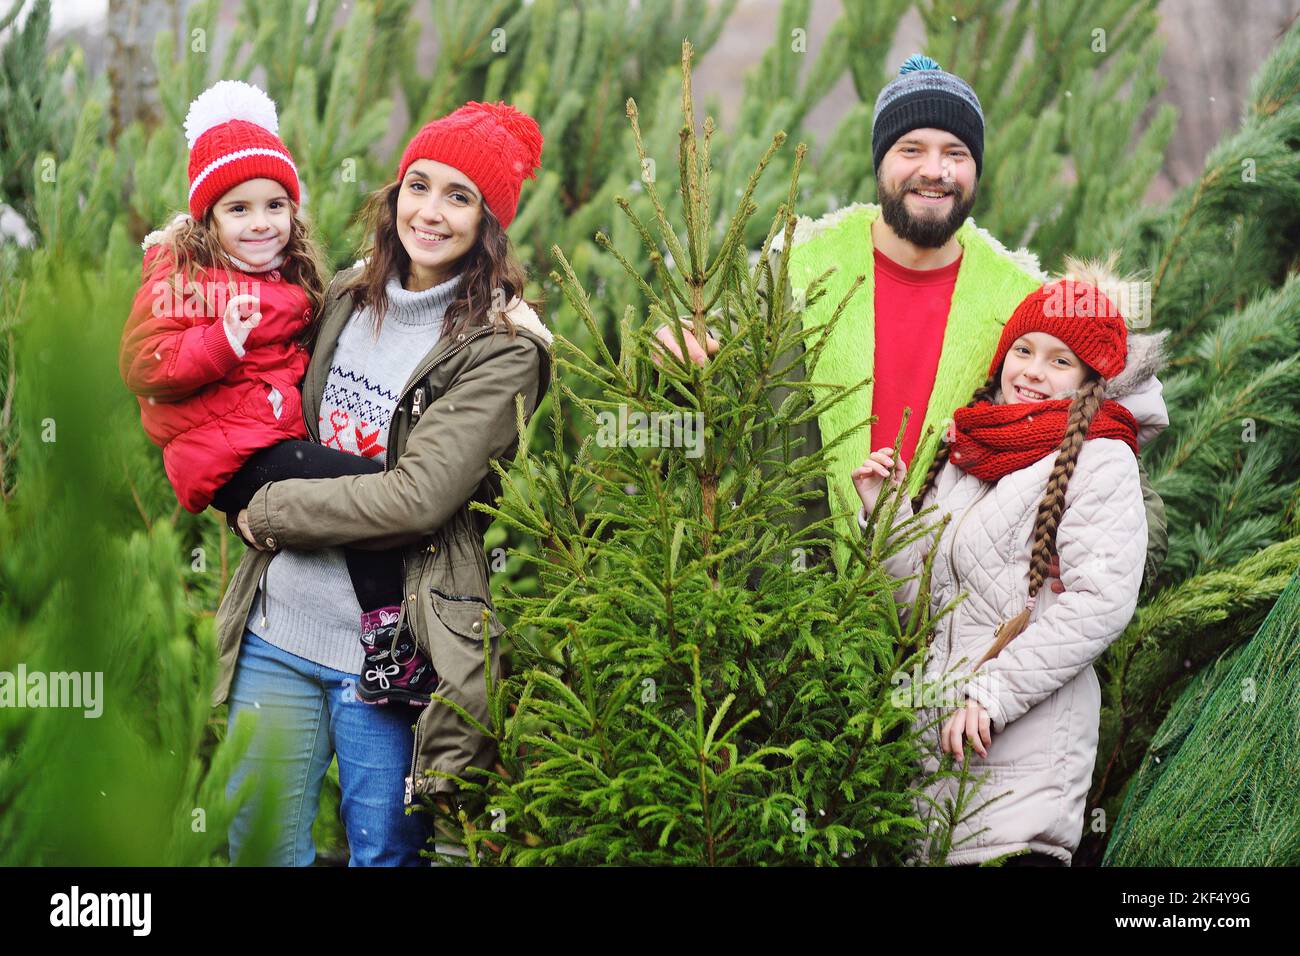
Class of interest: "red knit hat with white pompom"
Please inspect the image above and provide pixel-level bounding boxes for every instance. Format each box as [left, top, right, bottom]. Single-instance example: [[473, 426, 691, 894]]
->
[[990, 280, 1129, 381], [184, 80, 300, 220], [396, 101, 543, 229]]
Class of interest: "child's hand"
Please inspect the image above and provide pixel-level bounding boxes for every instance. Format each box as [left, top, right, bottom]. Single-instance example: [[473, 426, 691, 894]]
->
[[941, 699, 991, 762], [1048, 552, 1065, 593], [851, 447, 907, 515], [223, 293, 263, 351]]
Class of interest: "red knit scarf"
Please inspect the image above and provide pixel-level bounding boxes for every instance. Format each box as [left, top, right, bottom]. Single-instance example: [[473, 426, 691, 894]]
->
[[949, 398, 1140, 481]]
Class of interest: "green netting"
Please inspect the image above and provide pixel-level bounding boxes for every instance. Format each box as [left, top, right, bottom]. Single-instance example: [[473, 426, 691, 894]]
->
[[1103, 570, 1300, 866]]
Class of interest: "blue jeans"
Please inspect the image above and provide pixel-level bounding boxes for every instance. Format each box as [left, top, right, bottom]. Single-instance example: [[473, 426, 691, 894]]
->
[[225, 630, 432, 866]]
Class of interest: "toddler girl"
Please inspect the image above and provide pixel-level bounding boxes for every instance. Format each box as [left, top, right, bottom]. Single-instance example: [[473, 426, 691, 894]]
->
[[120, 80, 434, 707]]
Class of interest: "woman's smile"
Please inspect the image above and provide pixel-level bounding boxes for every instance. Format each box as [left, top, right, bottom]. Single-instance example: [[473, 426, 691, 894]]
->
[[410, 225, 451, 246]]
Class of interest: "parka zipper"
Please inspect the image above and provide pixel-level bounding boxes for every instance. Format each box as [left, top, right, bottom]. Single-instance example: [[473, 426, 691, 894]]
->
[[383, 325, 496, 471], [945, 479, 993, 664], [395, 324, 496, 806], [401, 547, 420, 806], [258, 560, 269, 629], [405, 707, 422, 805]]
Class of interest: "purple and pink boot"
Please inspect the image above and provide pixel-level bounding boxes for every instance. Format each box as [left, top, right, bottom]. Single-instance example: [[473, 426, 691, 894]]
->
[[358, 606, 438, 707]]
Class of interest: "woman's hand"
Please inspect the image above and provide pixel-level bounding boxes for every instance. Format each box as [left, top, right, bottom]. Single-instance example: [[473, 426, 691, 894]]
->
[[941, 698, 991, 762], [235, 508, 268, 551], [851, 447, 907, 515]]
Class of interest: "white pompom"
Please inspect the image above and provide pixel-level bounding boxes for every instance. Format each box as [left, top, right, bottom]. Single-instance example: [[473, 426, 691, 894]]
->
[[184, 80, 280, 149]]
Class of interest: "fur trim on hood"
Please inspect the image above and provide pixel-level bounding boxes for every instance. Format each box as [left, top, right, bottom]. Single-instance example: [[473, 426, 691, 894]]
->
[[141, 212, 193, 251], [1107, 331, 1169, 448], [1105, 329, 1167, 399], [500, 296, 553, 346]]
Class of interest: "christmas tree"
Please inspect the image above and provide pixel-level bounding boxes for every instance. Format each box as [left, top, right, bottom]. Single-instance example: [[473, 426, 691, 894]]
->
[[419, 42, 968, 865], [1102, 569, 1300, 866]]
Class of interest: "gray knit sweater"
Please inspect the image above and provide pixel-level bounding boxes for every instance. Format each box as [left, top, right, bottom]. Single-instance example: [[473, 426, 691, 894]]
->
[[243, 271, 463, 674]]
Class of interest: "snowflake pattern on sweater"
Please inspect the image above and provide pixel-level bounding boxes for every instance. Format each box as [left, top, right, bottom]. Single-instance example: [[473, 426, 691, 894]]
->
[[319, 367, 398, 458]]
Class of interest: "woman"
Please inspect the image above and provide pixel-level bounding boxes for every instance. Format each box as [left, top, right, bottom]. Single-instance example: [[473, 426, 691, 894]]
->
[[212, 100, 552, 866]]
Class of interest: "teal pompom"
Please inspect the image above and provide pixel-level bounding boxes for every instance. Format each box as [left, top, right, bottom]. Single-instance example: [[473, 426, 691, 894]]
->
[[899, 54, 941, 75]]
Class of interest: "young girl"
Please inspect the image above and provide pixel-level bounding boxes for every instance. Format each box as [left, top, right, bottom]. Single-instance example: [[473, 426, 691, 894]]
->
[[852, 263, 1168, 866], [210, 99, 551, 866], [119, 81, 434, 708]]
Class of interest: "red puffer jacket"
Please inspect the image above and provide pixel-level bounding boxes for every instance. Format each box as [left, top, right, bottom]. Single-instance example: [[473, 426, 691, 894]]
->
[[119, 244, 312, 512]]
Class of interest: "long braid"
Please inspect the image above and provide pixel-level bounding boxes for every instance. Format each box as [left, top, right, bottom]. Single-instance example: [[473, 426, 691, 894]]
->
[[911, 372, 1000, 512], [975, 375, 1107, 667]]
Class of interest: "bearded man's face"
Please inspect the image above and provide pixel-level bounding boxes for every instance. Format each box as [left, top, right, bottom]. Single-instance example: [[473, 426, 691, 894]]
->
[[876, 128, 978, 248]]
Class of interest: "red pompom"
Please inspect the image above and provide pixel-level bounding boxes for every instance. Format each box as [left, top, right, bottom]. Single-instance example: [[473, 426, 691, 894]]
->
[[469, 100, 543, 180], [396, 99, 544, 227]]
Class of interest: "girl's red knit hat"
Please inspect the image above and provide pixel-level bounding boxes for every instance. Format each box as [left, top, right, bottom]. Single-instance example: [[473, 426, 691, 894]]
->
[[396, 101, 543, 229], [184, 81, 300, 220], [991, 280, 1129, 380]]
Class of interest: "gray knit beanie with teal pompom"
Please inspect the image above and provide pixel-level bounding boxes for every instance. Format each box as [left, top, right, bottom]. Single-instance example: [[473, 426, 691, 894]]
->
[[872, 54, 985, 179]]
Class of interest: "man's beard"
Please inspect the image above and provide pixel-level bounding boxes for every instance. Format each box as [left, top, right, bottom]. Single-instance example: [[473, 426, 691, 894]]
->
[[878, 174, 977, 248]]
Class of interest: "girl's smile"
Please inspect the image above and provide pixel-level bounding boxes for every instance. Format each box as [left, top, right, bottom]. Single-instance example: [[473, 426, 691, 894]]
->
[[1013, 384, 1050, 401]]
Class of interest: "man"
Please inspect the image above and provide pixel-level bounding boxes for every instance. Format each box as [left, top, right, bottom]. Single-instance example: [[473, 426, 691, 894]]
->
[[656, 55, 1168, 581]]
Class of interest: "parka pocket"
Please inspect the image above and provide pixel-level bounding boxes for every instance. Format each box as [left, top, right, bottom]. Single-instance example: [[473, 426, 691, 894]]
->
[[427, 587, 506, 642]]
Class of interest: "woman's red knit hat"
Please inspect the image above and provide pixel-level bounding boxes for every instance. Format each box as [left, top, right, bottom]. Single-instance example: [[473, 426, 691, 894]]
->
[[396, 101, 543, 229], [991, 280, 1129, 380], [184, 81, 300, 220]]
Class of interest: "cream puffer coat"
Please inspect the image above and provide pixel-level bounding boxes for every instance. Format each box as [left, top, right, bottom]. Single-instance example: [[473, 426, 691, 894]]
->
[[862, 332, 1169, 866]]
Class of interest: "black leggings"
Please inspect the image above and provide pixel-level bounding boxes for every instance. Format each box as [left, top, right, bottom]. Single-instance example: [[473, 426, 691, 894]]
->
[[210, 440, 402, 612]]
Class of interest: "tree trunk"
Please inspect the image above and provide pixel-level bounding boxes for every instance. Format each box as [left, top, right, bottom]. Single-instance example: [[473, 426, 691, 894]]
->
[[107, 0, 183, 142]]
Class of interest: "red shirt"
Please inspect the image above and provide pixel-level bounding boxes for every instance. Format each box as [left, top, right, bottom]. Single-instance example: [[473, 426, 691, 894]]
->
[[870, 247, 962, 462]]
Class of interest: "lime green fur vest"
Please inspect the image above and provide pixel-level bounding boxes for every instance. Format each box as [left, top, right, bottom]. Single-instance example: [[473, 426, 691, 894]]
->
[[784, 203, 1045, 572]]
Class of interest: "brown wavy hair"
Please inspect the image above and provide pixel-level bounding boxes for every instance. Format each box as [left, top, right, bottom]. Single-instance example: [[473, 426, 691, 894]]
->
[[154, 202, 329, 344], [912, 369, 1107, 667], [340, 179, 537, 338]]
